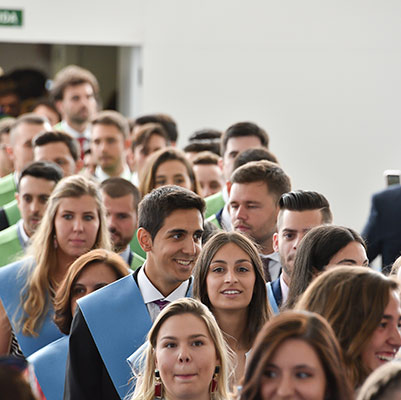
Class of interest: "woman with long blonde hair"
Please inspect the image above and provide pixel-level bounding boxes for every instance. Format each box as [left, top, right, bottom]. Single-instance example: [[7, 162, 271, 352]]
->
[[131, 298, 233, 400], [0, 175, 111, 357]]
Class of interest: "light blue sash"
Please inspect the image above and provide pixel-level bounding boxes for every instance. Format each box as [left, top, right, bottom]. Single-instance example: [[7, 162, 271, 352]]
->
[[0, 259, 63, 356], [78, 274, 152, 399], [28, 335, 68, 400]]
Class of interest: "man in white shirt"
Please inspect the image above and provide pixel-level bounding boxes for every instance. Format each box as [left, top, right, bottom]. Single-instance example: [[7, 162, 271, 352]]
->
[[268, 190, 333, 312], [91, 110, 132, 182], [51, 65, 99, 157], [64, 185, 205, 400]]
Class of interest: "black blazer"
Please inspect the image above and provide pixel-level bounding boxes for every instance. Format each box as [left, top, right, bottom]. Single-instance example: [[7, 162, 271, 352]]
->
[[362, 185, 401, 271]]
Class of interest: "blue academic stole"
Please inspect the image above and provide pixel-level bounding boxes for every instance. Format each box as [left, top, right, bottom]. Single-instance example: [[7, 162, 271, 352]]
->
[[28, 335, 68, 400], [78, 274, 152, 399], [0, 260, 63, 356]]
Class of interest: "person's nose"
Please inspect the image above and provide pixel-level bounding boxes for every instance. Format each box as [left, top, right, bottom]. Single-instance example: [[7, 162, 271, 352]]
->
[[73, 217, 84, 232], [178, 345, 191, 363], [224, 268, 238, 284], [182, 237, 197, 256], [276, 373, 295, 397]]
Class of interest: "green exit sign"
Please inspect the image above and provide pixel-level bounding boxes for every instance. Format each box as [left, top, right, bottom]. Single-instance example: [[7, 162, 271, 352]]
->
[[0, 9, 23, 27]]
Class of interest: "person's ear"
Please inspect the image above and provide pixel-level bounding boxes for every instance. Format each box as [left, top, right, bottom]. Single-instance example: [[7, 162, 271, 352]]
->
[[226, 181, 232, 195], [273, 232, 279, 253], [137, 227, 153, 252]]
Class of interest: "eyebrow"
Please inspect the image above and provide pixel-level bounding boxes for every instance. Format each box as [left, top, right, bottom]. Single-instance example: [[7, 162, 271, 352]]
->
[[265, 362, 315, 370], [160, 334, 208, 340], [336, 259, 357, 265], [211, 259, 252, 264]]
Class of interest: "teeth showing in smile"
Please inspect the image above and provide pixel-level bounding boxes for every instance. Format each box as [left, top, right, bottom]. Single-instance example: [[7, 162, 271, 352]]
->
[[377, 354, 395, 362], [222, 290, 240, 295], [176, 260, 192, 266]]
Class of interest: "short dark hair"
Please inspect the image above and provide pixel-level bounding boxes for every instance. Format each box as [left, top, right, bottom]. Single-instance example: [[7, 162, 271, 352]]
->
[[33, 130, 80, 161], [91, 110, 129, 139], [100, 178, 141, 213], [231, 160, 291, 204], [18, 161, 63, 191], [133, 113, 178, 143], [221, 122, 269, 156], [192, 151, 220, 166], [138, 185, 205, 240], [233, 147, 279, 170], [188, 128, 222, 142], [183, 141, 221, 156], [50, 65, 99, 102], [278, 190, 333, 225], [131, 122, 169, 150]]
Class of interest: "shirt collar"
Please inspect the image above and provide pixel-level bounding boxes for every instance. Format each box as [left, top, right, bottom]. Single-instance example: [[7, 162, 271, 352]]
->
[[137, 264, 190, 304], [94, 164, 132, 182], [60, 120, 91, 140], [17, 219, 30, 249]]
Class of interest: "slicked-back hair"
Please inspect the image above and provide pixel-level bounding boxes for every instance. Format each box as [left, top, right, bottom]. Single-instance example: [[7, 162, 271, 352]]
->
[[50, 65, 99, 102], [100, 177, 141, 213], [241, 310, 354, 400], [231, 160, 291, 204], [277, 190, 333, 228], [33, 130, 80, 161], [18, 161, 63, 191], [138, 185, 205, 240], [220, 121, 269, 156], [91, 110, 129, 139], [286, 225, 367, 309], [233, 147, 279, 170]]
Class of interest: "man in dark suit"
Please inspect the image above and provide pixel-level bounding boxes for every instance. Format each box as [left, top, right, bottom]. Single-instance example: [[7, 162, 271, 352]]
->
[[268, 190, 332, 312], [362, 185, 401, 272], [64, 186, 205, 400]]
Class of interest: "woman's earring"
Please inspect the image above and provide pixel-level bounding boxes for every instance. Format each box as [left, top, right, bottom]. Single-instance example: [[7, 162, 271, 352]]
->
[[210, 365, 220, 394], [155, 369, 163, 399], [53, 234, 58, 249]]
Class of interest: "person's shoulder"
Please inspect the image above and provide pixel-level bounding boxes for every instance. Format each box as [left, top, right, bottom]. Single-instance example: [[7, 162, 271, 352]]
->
[[0, 223, 18, 245], [205, 191, 225, 218], [78, 273, 136, 309], [373, 185, 401, 202]]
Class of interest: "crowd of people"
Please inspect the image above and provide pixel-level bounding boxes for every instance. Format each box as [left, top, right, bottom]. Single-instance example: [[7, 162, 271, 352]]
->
[[0, 64, 401, 400]]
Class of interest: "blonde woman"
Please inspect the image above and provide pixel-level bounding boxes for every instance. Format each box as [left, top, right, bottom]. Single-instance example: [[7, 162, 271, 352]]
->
[[131, 298, 233, 400], [0, 175, 111, 357]]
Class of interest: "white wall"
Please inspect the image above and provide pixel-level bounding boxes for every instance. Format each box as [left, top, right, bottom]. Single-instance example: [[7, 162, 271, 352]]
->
[[1, 0, 401, 231]]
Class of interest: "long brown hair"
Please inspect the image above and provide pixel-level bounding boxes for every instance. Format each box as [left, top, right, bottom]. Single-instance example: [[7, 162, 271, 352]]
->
[[295, 266, 399, 388], [241, 310, 353, 400], [193, 231, 270, 349], [53, 249, 130, 334], [139, 147, 200, 195]]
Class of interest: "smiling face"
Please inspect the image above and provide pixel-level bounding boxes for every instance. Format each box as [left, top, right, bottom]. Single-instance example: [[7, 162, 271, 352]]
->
[[154, 160, 193, 191], [361, 290, 401, 372], [54, 195, 100, 261], [326, 241, 368, 267], [142, 208, 203, 296], [206, 242, 256, 312], [70, 261, 119, 315], [155, 313, 218, 400], [260, 339, 326, 400]]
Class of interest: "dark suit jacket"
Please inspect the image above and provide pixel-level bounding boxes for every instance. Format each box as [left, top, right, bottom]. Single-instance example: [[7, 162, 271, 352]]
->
[[362, 185, 401, 270]]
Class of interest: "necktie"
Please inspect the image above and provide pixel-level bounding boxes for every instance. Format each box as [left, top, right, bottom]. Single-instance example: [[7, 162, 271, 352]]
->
[[77, 136, 88, 160], [154, 299, 169, 311], [261, 257, 272, 282]]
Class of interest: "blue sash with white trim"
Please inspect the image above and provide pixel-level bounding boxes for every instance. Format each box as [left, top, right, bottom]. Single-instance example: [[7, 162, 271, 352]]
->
[[0, 259, 63, 356], [28, 335, 68, 400]]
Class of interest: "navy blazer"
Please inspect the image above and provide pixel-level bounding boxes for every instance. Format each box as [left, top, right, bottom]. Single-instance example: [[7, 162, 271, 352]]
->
[[362, 185, 401, 270]]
